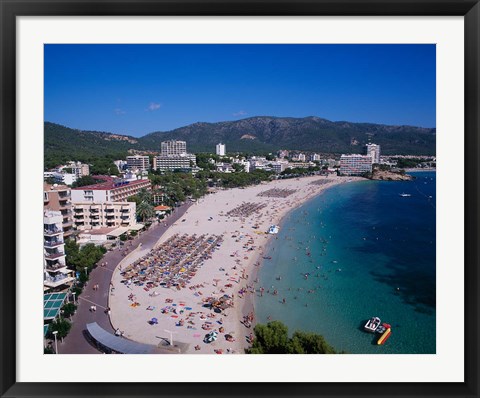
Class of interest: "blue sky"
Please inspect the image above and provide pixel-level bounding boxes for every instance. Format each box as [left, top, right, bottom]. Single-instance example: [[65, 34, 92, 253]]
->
[[44, 44, 436, 137]]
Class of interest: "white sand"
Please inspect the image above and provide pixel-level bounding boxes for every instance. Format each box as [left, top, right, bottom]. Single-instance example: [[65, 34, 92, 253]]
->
[[109, 175, 362, 354]]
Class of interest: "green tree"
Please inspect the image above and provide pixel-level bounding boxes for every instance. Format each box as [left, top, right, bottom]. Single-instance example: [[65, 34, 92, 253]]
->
[[72, 175, 97, 188], [287, 331, 336, 354], [246, 321, 336, 354], [137, 188, 153, 204], [136, 201, 155, 222], [48, 318, 72, 340], [61, 303, 77, 318], [232, 163, 245, 172], [64, 240, 106, 272], [247, 321, 289, 354]]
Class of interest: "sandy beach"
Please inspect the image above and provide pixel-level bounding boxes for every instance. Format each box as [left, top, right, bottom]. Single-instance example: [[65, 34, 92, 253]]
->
[[109, 175, 362, 354]]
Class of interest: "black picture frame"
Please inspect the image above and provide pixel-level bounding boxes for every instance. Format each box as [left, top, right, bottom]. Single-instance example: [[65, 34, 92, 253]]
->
[[1, 1, 479, 397]]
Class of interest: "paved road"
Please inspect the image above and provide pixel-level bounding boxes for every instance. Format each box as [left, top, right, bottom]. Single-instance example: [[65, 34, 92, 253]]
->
[[59, 202, 192, 354]]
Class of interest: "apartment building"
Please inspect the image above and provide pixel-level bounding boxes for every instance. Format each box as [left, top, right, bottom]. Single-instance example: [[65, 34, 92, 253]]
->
[[270, 161, 289, 174], [44, 183, 74, 239], [216, 143, 226, 156], [277, 150, 289, 159], [73, 202, 136, 230], [153, 140, 197, 172], [43, 210, 75, 291], [339, 154, 373, 175], [366, 143, 381, 164], [152, 154, 197, 172], [126, 155, 150, 172], [161, 140, 187, 156], [66, 161, 90, 177], [71, 176, 151, 203]]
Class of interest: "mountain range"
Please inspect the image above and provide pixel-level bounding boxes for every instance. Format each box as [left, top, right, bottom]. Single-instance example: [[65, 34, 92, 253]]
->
[[44, 116, 436, 162]]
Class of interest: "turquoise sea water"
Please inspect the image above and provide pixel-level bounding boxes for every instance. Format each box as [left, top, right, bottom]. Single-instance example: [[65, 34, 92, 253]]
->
[[256, 172, 436, 354]]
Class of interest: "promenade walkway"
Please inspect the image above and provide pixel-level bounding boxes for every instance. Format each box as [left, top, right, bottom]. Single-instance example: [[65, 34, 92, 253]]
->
[[58, 202, 192, 354]]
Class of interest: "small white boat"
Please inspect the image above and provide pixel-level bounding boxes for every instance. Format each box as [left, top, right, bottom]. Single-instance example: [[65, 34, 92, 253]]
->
[[399, 193, 411, 197], [364, 316, 381, 333], [268, 225, 280, 234]]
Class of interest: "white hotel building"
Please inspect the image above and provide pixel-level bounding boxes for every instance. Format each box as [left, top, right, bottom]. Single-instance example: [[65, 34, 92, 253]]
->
[[366, 143, 381, 164], [216, 143, 226, 156], [153, 140, 197, 172], [43, 210, 75, 291], [161, 140, 187, 156], [339, 154, 373, 176], [71, 176, 151, 203], [126, 155, 150, 172], [73, 202, 136, 230]]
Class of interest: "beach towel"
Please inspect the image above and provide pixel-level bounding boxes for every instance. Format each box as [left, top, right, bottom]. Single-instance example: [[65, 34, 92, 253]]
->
[[171, 315, 179, 318]]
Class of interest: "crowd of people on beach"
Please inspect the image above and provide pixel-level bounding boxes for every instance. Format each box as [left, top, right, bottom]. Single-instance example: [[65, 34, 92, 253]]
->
[[309, 179, 333, 186], [224, 202, 268, 218], [108, 176, 348, 354], [257, 188, 297, 198], [119, 233, 224, 291]]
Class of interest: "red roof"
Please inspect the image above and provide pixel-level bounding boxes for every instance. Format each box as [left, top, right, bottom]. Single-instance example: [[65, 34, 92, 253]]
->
[[154, 205, 171, 211], [72, 176, 150, 191]]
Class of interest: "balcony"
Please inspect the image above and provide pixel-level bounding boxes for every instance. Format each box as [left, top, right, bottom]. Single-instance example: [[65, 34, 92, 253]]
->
[[44, 251, 65, 260], [44, 274, 75, 288], [63, 220, 74, 227], [44, 228, 63, 237], [45, 263, 67, 272], [74, 214, 84, 219], [44, 239, 64, 248], [58, 191, 71, 198]]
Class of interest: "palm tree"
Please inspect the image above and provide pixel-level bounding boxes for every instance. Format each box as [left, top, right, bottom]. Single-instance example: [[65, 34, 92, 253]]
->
[[137, 188, 152, 205], [136, 201, 155, 222]]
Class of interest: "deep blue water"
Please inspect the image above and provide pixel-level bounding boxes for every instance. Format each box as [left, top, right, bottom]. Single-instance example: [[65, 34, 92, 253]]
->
[[256, 172, 436, 354]]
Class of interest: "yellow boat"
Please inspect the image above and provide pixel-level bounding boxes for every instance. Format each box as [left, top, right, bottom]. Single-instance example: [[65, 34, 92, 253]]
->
[[377, 328, 392, 345]]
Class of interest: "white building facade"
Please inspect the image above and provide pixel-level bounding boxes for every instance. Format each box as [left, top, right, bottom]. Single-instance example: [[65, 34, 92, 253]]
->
[[126, 155, 150, 172], [73, 202, 136, 230], [154, 140, 197, 172], [43, 210, 75, 291], [216, 143, 226, 156], [161, 140, 187, 156], [153, 154, 197, 171], [366, 143, 381, 164], [71, 176, 151, 203], [339, 154, 373, 175]]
